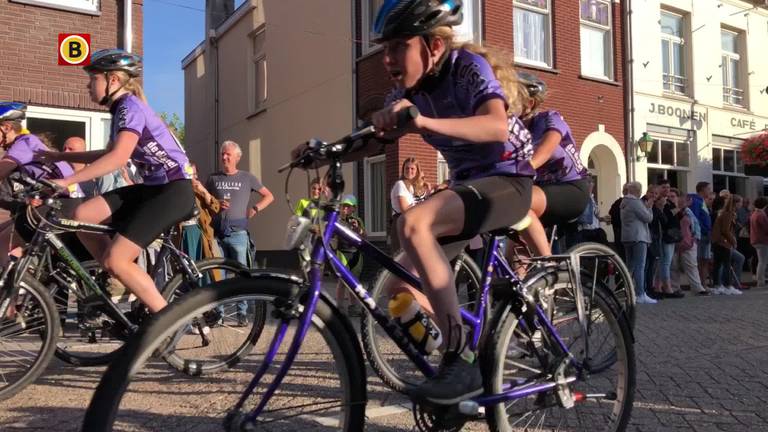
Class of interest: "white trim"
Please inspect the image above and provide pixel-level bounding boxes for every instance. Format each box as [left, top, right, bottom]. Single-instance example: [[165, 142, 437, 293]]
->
[[579, 130, 627, 195], [24, 105, 112, 151], [364, 154, 387, 237], [579, 0, 614, 80], [361, 0, 383, 56], [513, 0, 553, 67], [10, 0, 99, 15]]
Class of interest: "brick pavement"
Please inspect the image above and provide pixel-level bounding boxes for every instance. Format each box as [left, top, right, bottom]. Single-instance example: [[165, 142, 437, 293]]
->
[[1, 288, 767, 431]]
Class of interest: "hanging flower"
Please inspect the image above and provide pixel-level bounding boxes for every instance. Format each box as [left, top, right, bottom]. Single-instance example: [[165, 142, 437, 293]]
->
[[740, 131, 768, 166]]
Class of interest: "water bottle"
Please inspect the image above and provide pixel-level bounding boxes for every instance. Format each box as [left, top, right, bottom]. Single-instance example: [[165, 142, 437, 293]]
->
[[388, 292, 442, 355]]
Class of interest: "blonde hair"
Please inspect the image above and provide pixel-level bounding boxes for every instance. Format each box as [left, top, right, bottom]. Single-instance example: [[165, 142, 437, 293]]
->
[[429, 27, 523, 115], [401, 157, 429, 197], [108, 71, 148, 104]]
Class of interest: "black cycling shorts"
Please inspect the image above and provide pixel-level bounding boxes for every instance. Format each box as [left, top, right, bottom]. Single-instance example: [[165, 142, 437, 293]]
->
[[102, 180, 195, 248], [437, 175, 532, 244], [538, 178, 590, 228]]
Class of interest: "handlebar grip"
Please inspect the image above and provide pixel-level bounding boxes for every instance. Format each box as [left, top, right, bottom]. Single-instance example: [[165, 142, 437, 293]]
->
[[396, 105, 420, 128]]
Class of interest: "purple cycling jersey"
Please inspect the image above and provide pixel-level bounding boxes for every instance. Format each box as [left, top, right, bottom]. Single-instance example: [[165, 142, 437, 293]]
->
[[529, 110, 588, 185], [385, 49, 534, 181], [110, 93, 192, 186], [3, 134, 83, 197]]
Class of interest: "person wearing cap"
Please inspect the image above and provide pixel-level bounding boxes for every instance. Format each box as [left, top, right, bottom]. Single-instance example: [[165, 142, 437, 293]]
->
[[35, 49, 195, 315], [334, 194, 366, 315]]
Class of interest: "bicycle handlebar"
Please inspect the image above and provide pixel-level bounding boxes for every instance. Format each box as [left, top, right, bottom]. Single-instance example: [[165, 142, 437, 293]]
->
[[8, 172, 67, 202], [278, 106, 419, 173]]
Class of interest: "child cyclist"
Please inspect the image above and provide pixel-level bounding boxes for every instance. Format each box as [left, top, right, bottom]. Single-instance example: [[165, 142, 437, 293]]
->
[[295, 0, 538, 404], [36, 49, 195, 314], [515, 72, 591, 255]]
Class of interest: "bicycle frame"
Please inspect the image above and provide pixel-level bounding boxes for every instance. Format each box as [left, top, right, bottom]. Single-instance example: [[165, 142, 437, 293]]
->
[[234, 163, 595, 424]]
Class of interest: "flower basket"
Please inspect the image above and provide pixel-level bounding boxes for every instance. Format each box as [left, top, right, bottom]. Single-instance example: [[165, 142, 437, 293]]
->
[[740, 131, 768, 167]]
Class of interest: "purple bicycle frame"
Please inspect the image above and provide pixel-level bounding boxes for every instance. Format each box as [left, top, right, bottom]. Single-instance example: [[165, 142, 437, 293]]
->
[[239, 209, 585, 422]]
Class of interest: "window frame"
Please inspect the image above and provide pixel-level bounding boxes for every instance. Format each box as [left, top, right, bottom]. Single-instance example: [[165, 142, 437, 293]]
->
[[249, 28, 267, 115], [363, 154, 388, 237], [645, 133, 692, 173], [579, 0, 614, 80], [660, 10, 688, 96], [513, 0, 553, 68], [10, 0, 99, 15], [721, 29, 744, 107]]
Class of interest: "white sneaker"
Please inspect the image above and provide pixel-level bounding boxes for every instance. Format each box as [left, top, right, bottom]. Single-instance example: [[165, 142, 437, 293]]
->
[[711, 285, 727, 295], [726, 286, 742, 295], [637, 293, 657, 304], [190, 325, 211, 335]]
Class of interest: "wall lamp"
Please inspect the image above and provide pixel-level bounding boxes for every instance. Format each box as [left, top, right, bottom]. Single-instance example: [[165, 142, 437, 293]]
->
[[636, 132, 655, 161]]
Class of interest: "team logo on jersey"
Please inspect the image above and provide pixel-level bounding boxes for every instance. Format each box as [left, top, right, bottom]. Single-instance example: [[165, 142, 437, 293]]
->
[[58, 34, 91, 66]]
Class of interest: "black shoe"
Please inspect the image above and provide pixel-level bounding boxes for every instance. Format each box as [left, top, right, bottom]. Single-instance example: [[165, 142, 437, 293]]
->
[[663, 290, 685, 299], [646, 291, 664, 300], [410, 352, 483, 405], [237, 315, 249, 327]]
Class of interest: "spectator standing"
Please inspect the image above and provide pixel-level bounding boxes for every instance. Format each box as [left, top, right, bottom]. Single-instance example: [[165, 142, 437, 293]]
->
[[206, 140, 274, 325], [690, 182, 713, 286], [711, 195, 741, 295], [389, 157, 431, 251], [645, 185, 664, 299], [608, 184, 628, 259], [750, 197, 768, 288], [673, 193, 709, 295], [621, 181, 656, 304], [655, 187, 684, 298]]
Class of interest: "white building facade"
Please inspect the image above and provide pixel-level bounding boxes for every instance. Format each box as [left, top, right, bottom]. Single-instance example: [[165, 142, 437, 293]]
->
[[630, 0, 768, 197]]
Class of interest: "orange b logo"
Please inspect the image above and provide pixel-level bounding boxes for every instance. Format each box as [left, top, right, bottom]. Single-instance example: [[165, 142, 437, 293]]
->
[[58, 34, 91, 66]]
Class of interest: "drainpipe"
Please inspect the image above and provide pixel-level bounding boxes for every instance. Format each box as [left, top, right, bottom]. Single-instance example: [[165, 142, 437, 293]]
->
[[622, 0, 635, 182], [209, 30, 220, 171], [123, 0, 133, 52]]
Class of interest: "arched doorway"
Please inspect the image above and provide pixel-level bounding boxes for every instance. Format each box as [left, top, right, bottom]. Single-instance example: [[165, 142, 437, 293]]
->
[[579, 131, 626, 241]]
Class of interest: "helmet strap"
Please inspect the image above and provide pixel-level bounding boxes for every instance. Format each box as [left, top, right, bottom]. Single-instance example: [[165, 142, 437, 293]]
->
[[99, 72, 128, 106]]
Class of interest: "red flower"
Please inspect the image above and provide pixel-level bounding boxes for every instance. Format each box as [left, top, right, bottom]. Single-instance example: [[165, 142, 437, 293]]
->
[[741, 131, 768, 166]]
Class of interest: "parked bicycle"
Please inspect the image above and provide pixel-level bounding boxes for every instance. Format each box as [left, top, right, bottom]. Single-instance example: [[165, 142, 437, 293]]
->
[[83, 115, 635, 431]]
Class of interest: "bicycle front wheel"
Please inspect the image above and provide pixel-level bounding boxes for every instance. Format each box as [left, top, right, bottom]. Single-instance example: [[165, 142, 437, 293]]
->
[[484, 268, 635, 432], [160, 257, 267, 375], [83, 275, 366, 431], [0, 274, 60, 401]]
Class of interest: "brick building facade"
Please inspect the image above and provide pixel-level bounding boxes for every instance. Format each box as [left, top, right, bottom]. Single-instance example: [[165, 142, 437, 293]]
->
[[354, 0, 628, 241], [0, 0, 143, 152]]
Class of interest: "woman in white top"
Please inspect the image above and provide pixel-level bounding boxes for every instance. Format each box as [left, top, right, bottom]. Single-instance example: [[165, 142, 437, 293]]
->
[[389, 157, 431, 251]]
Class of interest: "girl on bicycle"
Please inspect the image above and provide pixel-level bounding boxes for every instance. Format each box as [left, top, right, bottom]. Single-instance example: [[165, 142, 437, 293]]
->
[[343, 0, 534, 404], [36, 49, 195, 314], [515, 72, 591, 255], [0, 102, 85, 267]]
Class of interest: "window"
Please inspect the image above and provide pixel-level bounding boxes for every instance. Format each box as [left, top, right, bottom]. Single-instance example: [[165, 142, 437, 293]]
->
[[10, 0, 99, 15], [580, 0, 613, 79], [249, 30, 267, 114], [362, 0, 480, 53], [660, 11, 687, 95], [712, 138, 747, 194], [721, 30, 744, 107], [364, 155, 388, 236], [645, 125, 693, 190], [514, 0, 552, 67], [437, 154, 450, 184]]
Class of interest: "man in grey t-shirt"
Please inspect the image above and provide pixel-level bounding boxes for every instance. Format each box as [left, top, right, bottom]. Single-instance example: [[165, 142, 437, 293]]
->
[[206, 140, 274, 325]]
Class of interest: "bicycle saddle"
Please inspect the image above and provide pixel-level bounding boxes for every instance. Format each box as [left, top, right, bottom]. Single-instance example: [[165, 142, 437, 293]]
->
[[488, 215, 532, 237]]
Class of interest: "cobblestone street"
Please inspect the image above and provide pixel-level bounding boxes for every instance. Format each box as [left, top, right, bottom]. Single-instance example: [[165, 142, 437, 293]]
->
[[1, 288, 767, 431]]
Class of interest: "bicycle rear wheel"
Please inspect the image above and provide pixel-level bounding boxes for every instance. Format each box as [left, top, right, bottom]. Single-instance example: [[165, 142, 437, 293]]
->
[[484, 268, 635, 432], [83, 275, 366, 431], [0, 275, 60, 401], [159, 257, 266, 375], [361, 250, 485, 393]]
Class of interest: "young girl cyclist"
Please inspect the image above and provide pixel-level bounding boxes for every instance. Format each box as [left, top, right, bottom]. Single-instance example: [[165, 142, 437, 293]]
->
[[0, 102, 87, 268], [36, 49, 195, 314], [515, 72, 591, 255], [324, 0, 535, 404]]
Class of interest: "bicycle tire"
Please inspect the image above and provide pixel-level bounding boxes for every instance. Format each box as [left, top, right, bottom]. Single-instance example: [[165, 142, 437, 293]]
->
[[566, 242, 636, 328], [82, 274, 366, 431], [160, 257, 266, 375], [361, 250, 485, 393], [0, 275, 60, 401], [483, 267, 635, 432]]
